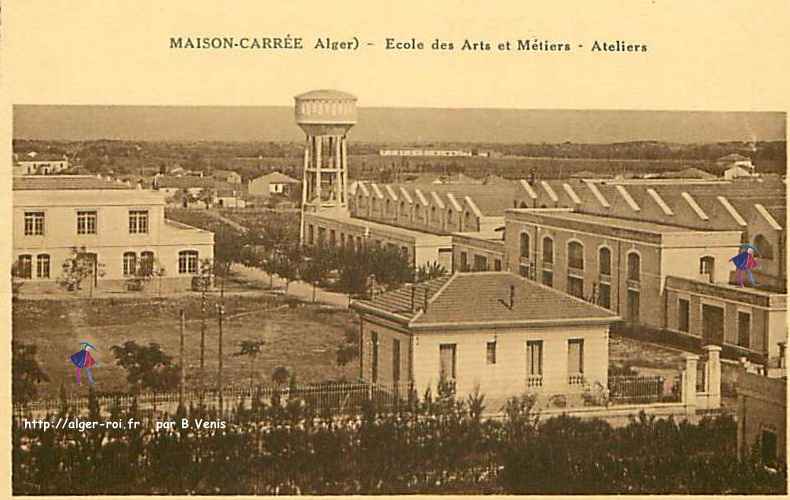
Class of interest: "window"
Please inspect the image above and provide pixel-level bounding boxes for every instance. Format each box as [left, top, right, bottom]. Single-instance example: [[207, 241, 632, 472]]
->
[[430, 206, 436, 224], [140, 251, 155, 275], [459, 251, 468, 272], [568, 241, 584, 270], [24, 211, 45, 236], [447, 209, 453, 227], [754, 235, 773, 260], [371, 332, 379, 383], [520, 232, 530, 258], [568, 339, 584, 384], [17, 255, 32, 279], [542, 270, 554, 287], [401, 246, 409, 259], [76, 210, 98, 235], [627, 252, 641, 282], [307, 224, 315, 245], [123, 252, 137, 276], [464, 211, 472, 230], [599, 247, 611, 276], [527, 341, 543, 384], [699, 256, 715, 277], [761, 429, 778, 465], [36, 254, 50, 279], [439, 344, 456, 380], [317, 227, 326, 244], [598, 283, 611, 309], [520, 264, 530, 278], [678, 298, 690, 332], [627, 290, 640, 322], [486, 341, 497, 365], [178, 250, 199, 274], [568, 276, 584, 299], [329, 229, 336, 246], [542, 237, 554, 264], [494, 259, 502, 271], [473, 255, 488, 271], [392, 339, 400, 383], [128, 210, 149, 234], [737, 311, 751, 348]]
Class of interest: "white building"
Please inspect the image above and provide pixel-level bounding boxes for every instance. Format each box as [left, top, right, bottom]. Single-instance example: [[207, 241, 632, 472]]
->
[[351, 272, 618, 404], [13, 176, 214, 292], [13, 152, 70, 176]]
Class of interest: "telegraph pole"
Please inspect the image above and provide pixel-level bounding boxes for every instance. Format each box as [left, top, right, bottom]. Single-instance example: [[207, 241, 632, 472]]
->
[[217, 303, 225, 413], [179, 309, 186, 409]]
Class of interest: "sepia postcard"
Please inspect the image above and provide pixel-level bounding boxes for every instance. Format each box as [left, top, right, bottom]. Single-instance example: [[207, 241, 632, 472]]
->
[[1, 1, 789, 497]]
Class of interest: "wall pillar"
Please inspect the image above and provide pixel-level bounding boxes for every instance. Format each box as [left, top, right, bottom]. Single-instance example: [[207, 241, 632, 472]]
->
[[703, 345, 721, 409], [683, 354, 699, 415]]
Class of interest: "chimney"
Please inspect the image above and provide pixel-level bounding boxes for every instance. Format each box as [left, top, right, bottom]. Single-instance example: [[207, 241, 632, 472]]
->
[[509, 285, 515, 309]]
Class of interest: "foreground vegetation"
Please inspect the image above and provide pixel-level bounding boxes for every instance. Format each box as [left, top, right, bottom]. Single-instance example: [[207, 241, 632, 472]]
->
[[12, 384, 785, 495]]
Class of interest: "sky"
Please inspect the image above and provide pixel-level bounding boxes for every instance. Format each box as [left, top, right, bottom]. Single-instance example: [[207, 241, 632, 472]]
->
[[13, 106, 786, 144]]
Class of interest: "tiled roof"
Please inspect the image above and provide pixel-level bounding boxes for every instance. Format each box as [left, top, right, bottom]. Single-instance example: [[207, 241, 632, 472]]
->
[[352, 272, 618, 328], [372, 182, 518, 216], [155, 176, 217, 188], [16, 153, 67, 162], [254, 171, 300, 184], [12, 175, 132, 191]]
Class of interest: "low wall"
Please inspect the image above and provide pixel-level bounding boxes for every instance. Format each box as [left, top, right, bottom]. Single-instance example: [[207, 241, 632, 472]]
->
[[488, 402, 708, 427]]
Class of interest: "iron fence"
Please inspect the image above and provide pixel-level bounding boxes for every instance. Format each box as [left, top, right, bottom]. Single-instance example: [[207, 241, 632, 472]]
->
[[13, 381, 416, 418], [608, 374, 681, 404]]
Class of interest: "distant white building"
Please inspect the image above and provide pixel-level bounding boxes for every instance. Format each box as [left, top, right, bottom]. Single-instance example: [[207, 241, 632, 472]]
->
[[718, 153, 756, 179], [248, 171, 300, 196], [379, 149, 473, 157], [13, 152, 70, 176]]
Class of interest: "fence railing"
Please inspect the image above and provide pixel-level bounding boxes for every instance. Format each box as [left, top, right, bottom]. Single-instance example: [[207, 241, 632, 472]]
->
[[608, 375, 681, 404], [13, 381, 417, 418]]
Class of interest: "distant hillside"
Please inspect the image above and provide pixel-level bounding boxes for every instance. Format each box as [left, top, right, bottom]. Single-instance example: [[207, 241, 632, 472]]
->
[[14, 105, 785, 144]]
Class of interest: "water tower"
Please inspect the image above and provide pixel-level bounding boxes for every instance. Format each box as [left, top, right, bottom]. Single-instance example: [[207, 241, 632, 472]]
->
[[295, 89, 357, 241]]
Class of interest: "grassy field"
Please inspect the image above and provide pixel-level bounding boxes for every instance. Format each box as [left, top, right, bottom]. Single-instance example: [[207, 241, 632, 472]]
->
[[13, 293, 357, 400]]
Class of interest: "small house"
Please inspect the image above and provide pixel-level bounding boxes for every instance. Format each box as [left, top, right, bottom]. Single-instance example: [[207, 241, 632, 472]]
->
[[351, 272, 619, 405]]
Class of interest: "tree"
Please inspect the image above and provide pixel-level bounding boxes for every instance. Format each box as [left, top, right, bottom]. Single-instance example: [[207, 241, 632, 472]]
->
[[12, 341, 49, 404], [274, 244, 302, 292], [11, 260, 24, 298], [213, 227, 247, 293], [272, 366, 290, 385], [299, 256, 329, 302], [125, 254, 165, 294], [416, 261, 448, 283], [234, 339, 265, 389], [110, 341, 180, 393], [57, 246, 105, 297]]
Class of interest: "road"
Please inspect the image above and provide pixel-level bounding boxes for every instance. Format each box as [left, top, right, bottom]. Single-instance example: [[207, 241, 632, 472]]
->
[[233, 264, 351, 308]]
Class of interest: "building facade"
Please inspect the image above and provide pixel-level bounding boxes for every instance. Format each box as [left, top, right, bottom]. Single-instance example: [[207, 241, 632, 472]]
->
[[13, 153, 70, 176], [736, 372, 786, 466], [13, 176, 214, 292], [351, 272, 618, 404]]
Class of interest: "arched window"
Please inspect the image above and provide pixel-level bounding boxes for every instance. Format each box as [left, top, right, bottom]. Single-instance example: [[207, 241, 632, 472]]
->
[[542, 237, 554, 264], [447, 209, 454, 227], [754, 234, 774, 260], [431, 206, 436, 224], [464, 211, 472, 229], [520, 232, 530, 259], [599, 247, 611, 276], [178, 250, 199, 274], [568, 241, 584, 270], [415, 205, 422, 222], [36, 254, 50, 279], [123, 252, 137, 277], [141, 251, 155, 275], [399, 201, 406, 216], [627, 252, 641, 282], [385, 199, 391, 215]]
